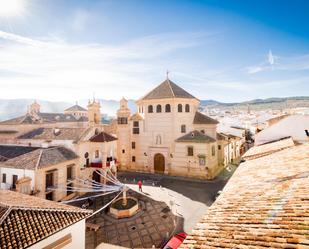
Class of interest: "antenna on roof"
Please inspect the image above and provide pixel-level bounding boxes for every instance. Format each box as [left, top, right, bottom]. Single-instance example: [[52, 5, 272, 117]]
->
[[166, 70, 170, 80]]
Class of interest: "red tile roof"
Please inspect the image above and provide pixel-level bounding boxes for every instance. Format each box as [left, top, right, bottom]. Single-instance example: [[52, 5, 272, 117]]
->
[[89, 131, 117, 142], [242, 137, 295, 160], [181, 143, 309, 248], [0, 190, 91, 249], [193, 111, 219, 125]]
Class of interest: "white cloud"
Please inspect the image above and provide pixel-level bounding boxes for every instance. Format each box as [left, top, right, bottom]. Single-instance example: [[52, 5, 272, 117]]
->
[[268, 49, 275, 65], [246, 49, 309, 75], [0, 30, 212, 101], [247, 66, 264, 74]]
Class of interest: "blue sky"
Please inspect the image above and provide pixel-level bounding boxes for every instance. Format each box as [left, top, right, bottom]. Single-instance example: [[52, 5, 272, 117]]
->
[[0, 0, 309, 102]]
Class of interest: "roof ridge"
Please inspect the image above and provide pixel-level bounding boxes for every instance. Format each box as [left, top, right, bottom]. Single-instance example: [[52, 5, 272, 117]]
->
[[0, 206, 12, 225], [166, 79, 175, 97], [35, 149, 44, 170]]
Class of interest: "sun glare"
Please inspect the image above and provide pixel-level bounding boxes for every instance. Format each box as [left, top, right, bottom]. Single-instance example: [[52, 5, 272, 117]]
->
[[0, 0, 25, 17]]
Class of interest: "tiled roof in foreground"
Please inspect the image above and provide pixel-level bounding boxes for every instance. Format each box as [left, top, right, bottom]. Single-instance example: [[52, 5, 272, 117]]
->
[[0, 190, 91, 249], [242, 137, 295, 160], [181, 143, 309, 248]]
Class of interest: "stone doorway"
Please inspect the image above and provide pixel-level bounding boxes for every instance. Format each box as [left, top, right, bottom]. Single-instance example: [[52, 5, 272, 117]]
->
[[154, 153, 165, 173]]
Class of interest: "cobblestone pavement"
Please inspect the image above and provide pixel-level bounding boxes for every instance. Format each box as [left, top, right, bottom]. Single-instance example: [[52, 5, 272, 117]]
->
[[118, 164, 238, 232], [85, 189, 183, 249], [83, 165, 237, 249]]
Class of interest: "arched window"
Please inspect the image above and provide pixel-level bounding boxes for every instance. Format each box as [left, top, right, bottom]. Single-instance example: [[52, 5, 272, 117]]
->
[[156, 105, 162, 113], [178, 104, 182, 112], [185, 104, 190, 112], [181, 124, 186, 133], [165, 104, 171, 112], [148, 105, 153, 113]]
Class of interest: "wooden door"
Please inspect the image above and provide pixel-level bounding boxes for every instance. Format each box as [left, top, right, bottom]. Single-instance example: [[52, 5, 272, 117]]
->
[[154, 153, 165, 173]]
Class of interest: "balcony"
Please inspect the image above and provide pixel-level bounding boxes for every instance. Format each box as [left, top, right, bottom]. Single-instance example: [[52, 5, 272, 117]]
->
[[90, 162, 103, 168], [87, 159, 118, 168]]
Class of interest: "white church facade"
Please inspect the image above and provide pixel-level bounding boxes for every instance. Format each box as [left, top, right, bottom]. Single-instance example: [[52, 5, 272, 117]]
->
[[0, 78, 227, 182], [116, 78, 224, 179]]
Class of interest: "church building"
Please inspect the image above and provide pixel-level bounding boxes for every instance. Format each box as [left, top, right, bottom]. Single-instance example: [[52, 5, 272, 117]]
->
[[116, 78, 223, 179]]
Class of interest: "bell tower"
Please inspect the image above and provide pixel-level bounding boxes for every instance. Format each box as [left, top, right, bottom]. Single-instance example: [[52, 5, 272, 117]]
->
[[116, 97, 131, 170], [117, 97, 131, 123], [87, 99, 101, 126]]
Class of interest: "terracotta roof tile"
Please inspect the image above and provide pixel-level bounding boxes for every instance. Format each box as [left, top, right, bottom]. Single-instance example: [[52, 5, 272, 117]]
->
[[0, 145, 39, 161], [181, 143, 309, 248], [18, 127, 86, 141], [64, 104, 87, 112], [243, 137, 295, 160], [193, 112, 219, 125], [1, 146, 78, 170], [141, 79, 196, 100], [89, 132, 117, 142], [0, 112, 88, 125], [0, 190, 91, 249], [176, 130, 216, 143]]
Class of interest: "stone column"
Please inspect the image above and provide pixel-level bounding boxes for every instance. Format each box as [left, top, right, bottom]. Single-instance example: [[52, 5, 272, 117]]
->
[[122, 186, 128, 206]]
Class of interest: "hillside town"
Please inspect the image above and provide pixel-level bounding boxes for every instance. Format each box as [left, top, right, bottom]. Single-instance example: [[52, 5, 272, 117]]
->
[[1, 0, 309, 249], [0, 78, 308, 248]]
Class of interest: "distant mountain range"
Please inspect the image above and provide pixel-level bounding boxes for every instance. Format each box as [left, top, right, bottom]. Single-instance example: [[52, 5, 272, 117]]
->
[[0, 96, 309, 121]]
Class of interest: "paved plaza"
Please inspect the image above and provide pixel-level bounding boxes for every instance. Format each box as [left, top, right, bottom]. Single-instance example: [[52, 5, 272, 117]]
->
[[84, 165, 237, 249], [85, 189, 183, 249]]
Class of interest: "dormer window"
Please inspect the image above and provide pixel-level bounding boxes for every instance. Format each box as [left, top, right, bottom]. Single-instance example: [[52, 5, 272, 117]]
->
[[185, 104, 190, 112], [178, 104, 182, 112], [148, 105, 153, 113], [165, 104, 171, 112], [156, 105, 162, 113]]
